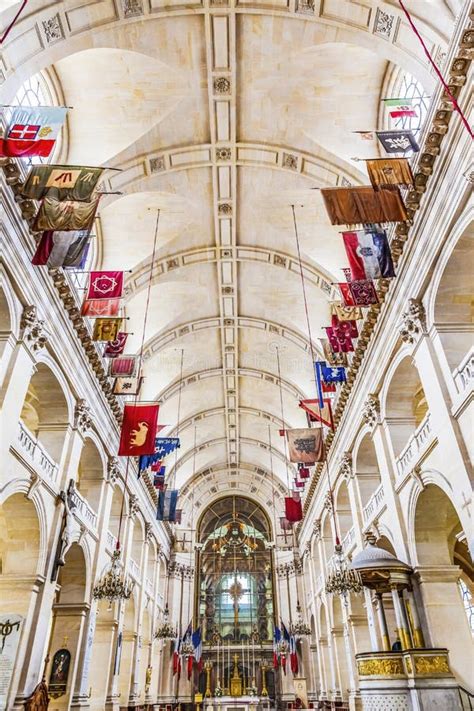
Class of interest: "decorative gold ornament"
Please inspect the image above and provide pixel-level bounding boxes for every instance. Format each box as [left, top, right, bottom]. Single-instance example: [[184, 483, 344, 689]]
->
[[413, 655, 450, 675], [357, 657, 404, 676]]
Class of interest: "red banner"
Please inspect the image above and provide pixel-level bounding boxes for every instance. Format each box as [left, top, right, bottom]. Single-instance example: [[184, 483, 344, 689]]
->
[[118, 403, 160, 456], [87, 271, 124, 300], [285, 495, 303, 522]]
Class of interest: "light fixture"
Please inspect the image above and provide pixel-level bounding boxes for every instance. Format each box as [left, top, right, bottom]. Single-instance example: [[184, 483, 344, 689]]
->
[[290, 601, 311, 637], [155, 604, 177, 640], [92, 549, 134, 604], [181, 637, 195, 656], [325, 544, 363, 601]]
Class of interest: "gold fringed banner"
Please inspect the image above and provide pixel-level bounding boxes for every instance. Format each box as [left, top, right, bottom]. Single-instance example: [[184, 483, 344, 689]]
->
[[366, 158, 414, 190], [320, 186, 407, 225]]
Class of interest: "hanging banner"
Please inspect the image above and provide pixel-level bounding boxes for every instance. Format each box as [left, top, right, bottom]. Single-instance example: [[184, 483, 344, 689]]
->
[[103, 332, 128, 357], [33, 196, 100, 232], [92, 318, 123, 342], [376, 129, 420, 154], [342, 229, 395, 281], [87, 271, 124, 300], [284, 494, 303, 523], [31, 230, 91, 268], [113, 376, 143, 396], [299, 399, 334, 431], [338, 280, 379, 308], [286, 428, 325, 464], [22, 164, 103, 201], [109, 356, 138, 378], [330, 302, 362, 322], [0, 106, 67, 158], [365, 158, 414, 189], [118, 403, 160, 456], [81, 298, 120, 317], [321, 339, 348, 367], [320, 186, 407, 225], [156, 489, 179, 522]]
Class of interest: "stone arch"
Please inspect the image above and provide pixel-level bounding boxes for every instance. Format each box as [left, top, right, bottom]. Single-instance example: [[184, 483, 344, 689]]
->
[[76, 435, 106, 515], [20, 358, 72, 464], [130, 516, 145, 572], [108, 483, 128, 544], [432, 221, 474, 371], [0, 492, 40, 588], [353, 433, 382, 518], [382, 354, 428, 459], [412, 483, 473, 686], [334, 478, 352, 543]]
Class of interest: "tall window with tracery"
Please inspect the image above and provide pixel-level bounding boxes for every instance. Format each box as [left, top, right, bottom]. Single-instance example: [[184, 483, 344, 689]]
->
[[388, 71, 430, 134], [459, 578, 474, 633]]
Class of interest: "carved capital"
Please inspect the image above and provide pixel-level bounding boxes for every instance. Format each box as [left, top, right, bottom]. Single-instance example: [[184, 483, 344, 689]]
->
[[74, 398, 92, 434], [362, 394, 380, 429], [107, 456, 120, 483], [399, 299, 426, 344], [129, 494, 140, 518], [144, 522, 153, 543], [21, 305, 49, 353], [313, 519, 322, 541], [339, 451, 353, 480]]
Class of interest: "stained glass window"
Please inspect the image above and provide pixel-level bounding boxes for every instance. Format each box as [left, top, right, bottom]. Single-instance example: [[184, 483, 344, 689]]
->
[[459, 578, 474, 633], [389, 72, 430, 134], [10, 73, 62, 166]]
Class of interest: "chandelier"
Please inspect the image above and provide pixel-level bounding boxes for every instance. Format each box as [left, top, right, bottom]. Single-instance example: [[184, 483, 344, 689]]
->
[[155, 604, 177, 640], [93, 549, 134, 604], [325, 544, 363, 599], [290, 601, 311, 637]]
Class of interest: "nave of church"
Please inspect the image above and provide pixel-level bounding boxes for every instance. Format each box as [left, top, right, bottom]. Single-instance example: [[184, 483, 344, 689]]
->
[[0, 0, 472, 710]]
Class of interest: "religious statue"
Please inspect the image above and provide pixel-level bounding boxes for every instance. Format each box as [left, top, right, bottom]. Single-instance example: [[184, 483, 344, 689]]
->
[[57, 481, 79, 566]]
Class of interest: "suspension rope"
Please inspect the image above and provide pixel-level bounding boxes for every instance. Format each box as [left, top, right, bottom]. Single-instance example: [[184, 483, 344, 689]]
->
[[116, 210, 160, 551], [171, 348, 185, 489], [397, 0, 473, 139], [275, 345, 291, 490], [290, 205, 340, 545]]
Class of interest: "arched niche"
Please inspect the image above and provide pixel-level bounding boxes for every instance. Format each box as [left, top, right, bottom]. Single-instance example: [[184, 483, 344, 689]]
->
[[321, 511, 335, 564], [433, 223, 473, 371], [57, 543, 88, 605], [0, 285, 14, 360], [76, 438, 105, 513], [413, 484, 473, 686], [0, 494, 41, 617], [108, 485, 127, 542], [20, 362, 70, 462], [334, 479, 352, 542], [353, 434, 382, 512], [131, 518, 144, 569], [384, 356, 428, 458]]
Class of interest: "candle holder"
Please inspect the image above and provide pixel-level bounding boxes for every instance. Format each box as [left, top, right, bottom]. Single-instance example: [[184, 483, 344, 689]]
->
[[204, 660, 213, 698], [260, 663, 268, 697]]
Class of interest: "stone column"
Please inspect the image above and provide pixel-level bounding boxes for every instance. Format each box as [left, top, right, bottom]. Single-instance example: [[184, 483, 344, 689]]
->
[[404, 589, 425, 648], [373, 593, 390, 651], [46, 601, 90, 710], [390, 586, 411, 650], [71, 601, 98, 709], [0, 340, 37, 461]]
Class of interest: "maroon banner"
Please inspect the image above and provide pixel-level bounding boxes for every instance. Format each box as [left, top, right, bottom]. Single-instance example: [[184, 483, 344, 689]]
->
[[118, 403, 160, 456], [103, 332, 128, 357], [285, 495, 303, 523]]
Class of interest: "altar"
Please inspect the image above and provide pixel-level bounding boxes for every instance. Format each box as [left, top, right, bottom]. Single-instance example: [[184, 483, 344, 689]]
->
[[205, 697, 270, 711]]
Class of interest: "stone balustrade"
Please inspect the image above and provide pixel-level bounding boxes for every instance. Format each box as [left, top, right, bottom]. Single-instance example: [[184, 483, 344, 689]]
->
[[363, 483, 385, 524], [396, 413, 433, 478], [17, 420, 59, 482], [452, 347, 474, 395], [342, 526, 356, 555], [69, 486, 98, 530]]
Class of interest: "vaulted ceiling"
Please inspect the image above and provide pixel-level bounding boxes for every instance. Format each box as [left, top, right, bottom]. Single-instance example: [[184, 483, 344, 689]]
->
[[1, 0, 461, 522]]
